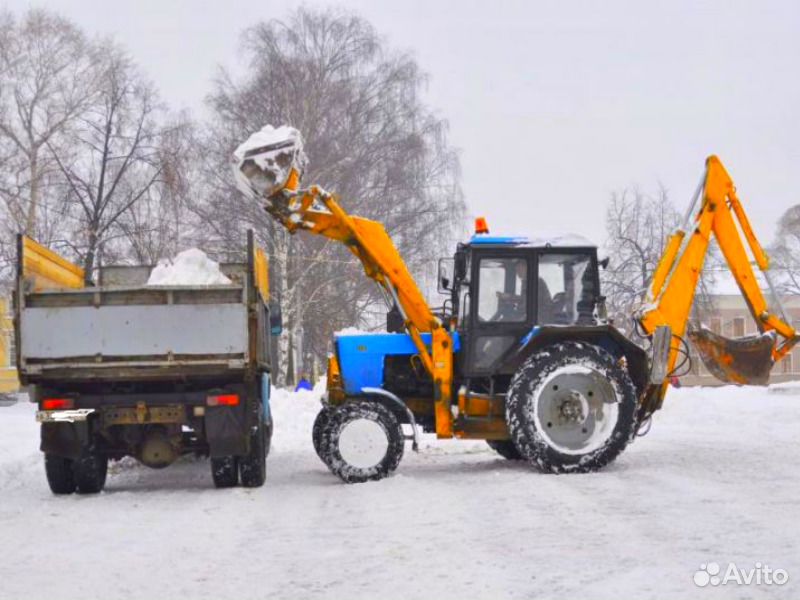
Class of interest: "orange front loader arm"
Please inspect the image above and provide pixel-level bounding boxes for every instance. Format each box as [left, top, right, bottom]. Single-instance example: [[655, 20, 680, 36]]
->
[[638, 156, 797, 407], [262, 183, 456, 437]]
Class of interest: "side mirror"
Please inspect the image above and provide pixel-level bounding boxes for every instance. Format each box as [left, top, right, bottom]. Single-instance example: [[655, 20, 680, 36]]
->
[[599, 257, 610, 270], [269, 302, 283, 335], [437, 258, 454, 293]]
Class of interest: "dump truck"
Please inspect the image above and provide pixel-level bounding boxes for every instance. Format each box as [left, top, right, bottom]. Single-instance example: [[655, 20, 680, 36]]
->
[[233, 125, 797, 483], [14, 231, 278, 494]]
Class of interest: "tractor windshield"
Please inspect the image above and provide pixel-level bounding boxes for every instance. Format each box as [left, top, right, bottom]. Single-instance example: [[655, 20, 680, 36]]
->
[[537, 253, 596, 325]]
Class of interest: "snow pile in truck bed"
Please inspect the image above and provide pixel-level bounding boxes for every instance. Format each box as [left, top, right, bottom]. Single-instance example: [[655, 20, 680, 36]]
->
[[146, 248, 232, 286]]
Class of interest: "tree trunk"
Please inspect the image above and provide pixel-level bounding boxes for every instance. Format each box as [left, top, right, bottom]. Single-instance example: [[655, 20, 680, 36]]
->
[[83, 229, 98, 284], [25, 153, 39, 236]]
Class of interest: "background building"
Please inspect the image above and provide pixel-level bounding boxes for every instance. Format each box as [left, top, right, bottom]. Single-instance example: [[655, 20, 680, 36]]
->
[[0, 297, 19, 393]]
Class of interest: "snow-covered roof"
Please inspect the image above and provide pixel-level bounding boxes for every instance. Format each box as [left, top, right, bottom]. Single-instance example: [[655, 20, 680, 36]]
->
[[468, 233, 596, 248]]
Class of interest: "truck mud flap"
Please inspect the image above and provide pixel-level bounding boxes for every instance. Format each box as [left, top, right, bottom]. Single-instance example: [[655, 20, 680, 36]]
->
[[40, 421, 87, 459], [205, 406, 248, 458]]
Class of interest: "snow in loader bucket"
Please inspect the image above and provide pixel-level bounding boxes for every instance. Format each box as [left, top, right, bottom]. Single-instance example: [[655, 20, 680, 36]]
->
[[688, 326, 776, 386]]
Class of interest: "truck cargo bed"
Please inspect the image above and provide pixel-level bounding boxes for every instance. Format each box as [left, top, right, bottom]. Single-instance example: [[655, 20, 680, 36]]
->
[[15, 234, 273, 384]]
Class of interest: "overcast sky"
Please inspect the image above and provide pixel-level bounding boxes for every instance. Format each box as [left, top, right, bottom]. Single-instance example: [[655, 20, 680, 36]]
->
[[7, 0, 799, 245]]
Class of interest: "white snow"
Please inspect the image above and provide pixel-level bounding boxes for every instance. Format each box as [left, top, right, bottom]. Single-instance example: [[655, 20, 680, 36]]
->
[[146, 248, 232, 286], [472, 231, 596, 248], [523, 232, 597, 248], [243, 124, 299, 149], [334, 327, 379, 336], [1, 384, 799, 599], [232, 124, 307, 200]]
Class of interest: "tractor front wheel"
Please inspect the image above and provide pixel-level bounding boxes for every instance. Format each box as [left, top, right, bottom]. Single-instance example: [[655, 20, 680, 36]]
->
[[318, 401, 404, 483], [506, 342, 638, 474], [312, 405, 334, 461]]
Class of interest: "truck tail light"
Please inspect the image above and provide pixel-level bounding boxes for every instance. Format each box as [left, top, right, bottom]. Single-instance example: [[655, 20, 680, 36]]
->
[[42, 398, 74, 410], [207, 394, 239, 407]]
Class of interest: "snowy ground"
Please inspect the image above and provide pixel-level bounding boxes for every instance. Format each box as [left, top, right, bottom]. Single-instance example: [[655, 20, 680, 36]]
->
[[1, 384, 799, 600]]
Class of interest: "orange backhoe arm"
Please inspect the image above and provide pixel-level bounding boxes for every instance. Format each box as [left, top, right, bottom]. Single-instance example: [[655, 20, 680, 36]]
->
[[638, 156, 797, 395]]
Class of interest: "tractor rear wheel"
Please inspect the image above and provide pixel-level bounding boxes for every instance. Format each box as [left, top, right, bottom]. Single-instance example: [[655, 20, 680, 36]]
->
[[319, 401, 404, 483], [486, 440, 523, 460], [506, 342, 637, 474]]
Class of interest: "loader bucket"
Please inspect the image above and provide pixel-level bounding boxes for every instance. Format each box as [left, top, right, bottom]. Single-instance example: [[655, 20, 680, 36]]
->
[[687, 327, 776, 386]]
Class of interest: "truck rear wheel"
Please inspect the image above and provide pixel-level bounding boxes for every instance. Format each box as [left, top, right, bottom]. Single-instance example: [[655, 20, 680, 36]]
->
[[506, 342, 638, 474], [486, 440, 523, 460], [319, 401, 404, 484], [239, 415, 267, 488], [73, 449, 108, 494], [211, 456, 239, 488], [44, 454, 76, 495]]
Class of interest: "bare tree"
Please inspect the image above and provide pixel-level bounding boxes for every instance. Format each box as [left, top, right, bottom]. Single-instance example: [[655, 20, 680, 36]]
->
[[602, 185, 717, 337], [771, 205, 800, 295], [197, 7, 465, 383], [49, 45, 174, 280], [115, 113, 194, 265], [0, 8, 99, 266]]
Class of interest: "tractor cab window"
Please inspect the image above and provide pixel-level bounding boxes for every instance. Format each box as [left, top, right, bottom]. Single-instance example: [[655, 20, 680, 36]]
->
[[477, 258, 527, 323], [537, 253, 595, 325]]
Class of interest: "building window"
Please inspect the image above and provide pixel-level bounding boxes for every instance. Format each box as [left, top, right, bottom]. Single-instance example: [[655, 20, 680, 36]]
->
[[710, 317, 722, 335], [733, 317, 745, 338]]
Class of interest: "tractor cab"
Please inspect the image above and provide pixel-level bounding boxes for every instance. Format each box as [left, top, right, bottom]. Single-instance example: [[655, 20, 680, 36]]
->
[[440, 228, 602, 380]]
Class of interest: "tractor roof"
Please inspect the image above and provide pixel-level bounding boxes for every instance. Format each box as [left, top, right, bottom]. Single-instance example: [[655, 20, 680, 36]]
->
[[467, 233, 596, 248]]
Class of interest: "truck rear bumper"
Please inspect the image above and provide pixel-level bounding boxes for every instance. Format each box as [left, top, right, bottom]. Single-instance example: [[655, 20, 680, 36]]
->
[[36, 408, 95, 423]]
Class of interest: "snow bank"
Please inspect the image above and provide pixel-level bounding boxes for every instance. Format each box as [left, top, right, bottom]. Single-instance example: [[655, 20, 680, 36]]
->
[[146, 248, 232, 286], [3, 383, 800, 599]]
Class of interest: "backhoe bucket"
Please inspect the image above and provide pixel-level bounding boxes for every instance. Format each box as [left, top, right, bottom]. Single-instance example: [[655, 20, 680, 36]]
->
[[687, 327, 776, 386]]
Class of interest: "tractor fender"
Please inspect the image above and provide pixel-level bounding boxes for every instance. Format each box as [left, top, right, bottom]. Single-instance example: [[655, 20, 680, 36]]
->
[[511, 325, 649, 395], [361, 387, 420, 451]]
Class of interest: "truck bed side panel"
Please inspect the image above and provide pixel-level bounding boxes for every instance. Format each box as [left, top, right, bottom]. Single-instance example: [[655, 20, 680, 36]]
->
[[21, 304, 248, 358]]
